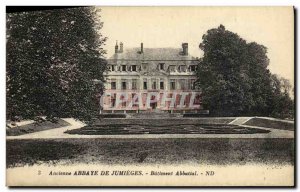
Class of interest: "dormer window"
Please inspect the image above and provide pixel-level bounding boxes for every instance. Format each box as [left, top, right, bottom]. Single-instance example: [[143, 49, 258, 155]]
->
[[121, 65, 126, 71], [159, 63, 165, 70], [132, 65, 137, 72], [190, 65, 197, 72]]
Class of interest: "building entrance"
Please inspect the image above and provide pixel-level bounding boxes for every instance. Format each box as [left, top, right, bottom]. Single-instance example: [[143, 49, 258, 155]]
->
[[150, 102, 157, 109], [150, 95, 157, 109]]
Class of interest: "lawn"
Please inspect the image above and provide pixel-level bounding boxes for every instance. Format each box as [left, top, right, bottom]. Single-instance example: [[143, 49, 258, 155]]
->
[[6, 119, 70, 136], [95, 118, 235, 125], [6, 117, 294, 168], [244, 118, 294, 130], [65, 117, 268, 135], [65, 124, 270, 135], [7, 138, 294, 168]]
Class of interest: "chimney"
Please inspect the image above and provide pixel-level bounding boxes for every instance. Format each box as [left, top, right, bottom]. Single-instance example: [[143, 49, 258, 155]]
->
[[182, 43, 188, 55], [141, 43, 143, 53], [115, 41, 119, 54], [119, 42, 123, 53]]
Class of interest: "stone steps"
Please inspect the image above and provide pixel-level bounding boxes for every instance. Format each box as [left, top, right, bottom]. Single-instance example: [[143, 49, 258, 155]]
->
[[95, 117, 235, 125], [128, 112, 181, 119]]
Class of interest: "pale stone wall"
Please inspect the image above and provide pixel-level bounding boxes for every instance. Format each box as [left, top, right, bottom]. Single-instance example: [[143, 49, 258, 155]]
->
[[102, 68, 199, 112]]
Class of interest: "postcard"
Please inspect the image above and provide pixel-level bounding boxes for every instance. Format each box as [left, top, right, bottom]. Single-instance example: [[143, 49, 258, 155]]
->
[[6, 6, 294, 186]]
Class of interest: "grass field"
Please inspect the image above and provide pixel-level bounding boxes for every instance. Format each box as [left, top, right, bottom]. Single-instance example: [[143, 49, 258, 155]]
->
[[6, 119, 70, 136], [65, 124, 270, 135], [7, 138, 294, 168]]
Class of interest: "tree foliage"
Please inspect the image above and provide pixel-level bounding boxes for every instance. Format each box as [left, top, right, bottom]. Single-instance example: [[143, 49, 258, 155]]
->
[[7, 7, 107, 122], [197, 25, 294, 118], [269, 74, 294, 119]]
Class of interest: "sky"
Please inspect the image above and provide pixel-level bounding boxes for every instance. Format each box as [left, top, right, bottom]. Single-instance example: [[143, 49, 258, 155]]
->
[[99, 6, 294, 86]]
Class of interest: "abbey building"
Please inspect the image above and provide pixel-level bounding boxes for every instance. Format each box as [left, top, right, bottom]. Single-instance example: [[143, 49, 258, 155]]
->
[[102, 42, 202, 113]]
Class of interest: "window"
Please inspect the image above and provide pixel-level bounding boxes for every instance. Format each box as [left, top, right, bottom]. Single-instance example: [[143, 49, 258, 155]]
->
[[190, 79, 196, 90], [170, 79, 176, 90], [111, 93, 116, 107], [159, 63, 165, 70], [132, 93, 138, 107], [121, 81, 127, 90], [121, 65, 126, 71], [160, 81, 164, 90], [179, 79, 186, 90], [121, 94, 126, 108], [111, 65, 115, 71], [152, 81, 156, 90], [132, 79, 137, 90], [111, 81, 116, 90], [190, 65, 196, 72], [132, 65, 137, 72], [143, 80, 147, 90]]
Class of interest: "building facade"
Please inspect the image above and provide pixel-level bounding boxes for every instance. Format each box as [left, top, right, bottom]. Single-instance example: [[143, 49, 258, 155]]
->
[[102, 42, 202, 113]]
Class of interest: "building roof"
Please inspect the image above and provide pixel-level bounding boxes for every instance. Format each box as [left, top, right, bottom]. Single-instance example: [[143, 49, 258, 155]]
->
[[108, 47, 198, 66]]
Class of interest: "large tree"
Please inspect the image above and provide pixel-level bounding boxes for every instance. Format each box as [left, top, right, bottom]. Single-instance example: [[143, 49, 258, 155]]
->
[[7, 7, 107, 122], [197, 25, 253, 116], [197, 25, 294, 118]]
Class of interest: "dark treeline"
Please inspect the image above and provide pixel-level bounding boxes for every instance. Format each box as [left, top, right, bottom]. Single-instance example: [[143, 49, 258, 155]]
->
[[196, 25, 294, 119], [6, 7, 107, 122]]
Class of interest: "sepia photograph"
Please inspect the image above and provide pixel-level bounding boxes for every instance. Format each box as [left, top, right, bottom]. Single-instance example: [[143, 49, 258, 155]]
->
[[5, 6, 295, 187]]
